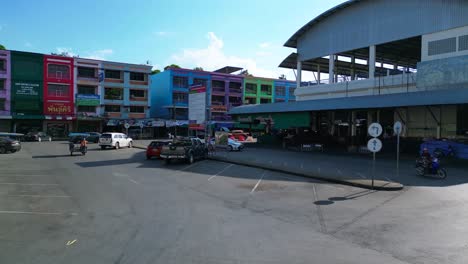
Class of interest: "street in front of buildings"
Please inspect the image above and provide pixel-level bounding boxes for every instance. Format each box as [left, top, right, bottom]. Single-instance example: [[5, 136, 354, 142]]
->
[[1, 142, 468, 264]]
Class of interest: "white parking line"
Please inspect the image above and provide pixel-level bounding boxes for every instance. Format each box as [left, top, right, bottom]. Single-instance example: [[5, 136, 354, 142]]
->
[[356, 172, 366, 179], [180, 160, 206, 171], [128, 178, 139, 184], [208, 164, 234, 181], [251, 171, 266, 194], [383, 176, 393, 182], [337, 169, 343, 175], [0, 210, 78, 216], [0, 183, 59, 186], [0, 175, 51, 177]]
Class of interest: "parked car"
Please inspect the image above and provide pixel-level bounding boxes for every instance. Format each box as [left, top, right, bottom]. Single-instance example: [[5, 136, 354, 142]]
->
[[160, 137, 208, 164], [98, 133, 133, 150], [146, 140, 172, 160], [24, 132, 52, 142], [0, 137, 21, 154], [227, 138, 244, 151]]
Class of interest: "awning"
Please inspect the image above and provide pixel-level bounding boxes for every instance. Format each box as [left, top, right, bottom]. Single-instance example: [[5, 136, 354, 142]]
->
[[230, 88, 468, 115]]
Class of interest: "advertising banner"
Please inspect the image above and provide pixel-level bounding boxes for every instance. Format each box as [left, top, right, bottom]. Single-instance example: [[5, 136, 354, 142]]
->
[[76, 94, 100, 106], [152, 120, 166, 127], [188, 84, 206, 124], [12, 81, 43, 114], [44, 102, 73, 115]]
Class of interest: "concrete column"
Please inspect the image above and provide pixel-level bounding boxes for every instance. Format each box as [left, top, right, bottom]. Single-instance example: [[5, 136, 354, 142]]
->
[[296, 60, 302, 88], [351, 111, 357, 137], [350, 56, 355, 80], [317, 64, 321, 84], [369, 45, 376, 79], [329, 55, 335, 83]]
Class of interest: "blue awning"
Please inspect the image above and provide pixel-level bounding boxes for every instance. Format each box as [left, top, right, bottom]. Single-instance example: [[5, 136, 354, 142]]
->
[[230, 88, 468, 115]]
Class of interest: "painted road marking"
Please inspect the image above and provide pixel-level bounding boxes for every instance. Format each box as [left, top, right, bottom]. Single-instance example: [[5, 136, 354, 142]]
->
[[0, 210, 78, 216], [0, 175, 51, 177], [0, 183, 59, 186], [384, 176, 393, 182], [356, 172, 366, 179], [66, 239, 77, 246], [180, 160, 206, 171], [208, 164, 234, 181], [128, 178, 139, 184], [251, 171, 266, 194]]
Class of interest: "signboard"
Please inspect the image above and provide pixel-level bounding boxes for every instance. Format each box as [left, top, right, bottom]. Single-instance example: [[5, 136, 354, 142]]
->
[[139, 123, 145, 129], [44, 102, 73, 115], [152, 120, 165, 127], [211, 105, 227, 112], [14, 82, 40, 96], [189, 84, 206, 124], [367, 138, 383, 153], [76, 94, 100, 106], [393, 121, 403, 135], [368, 123, 383, 137], [124, 123, 130, 129]]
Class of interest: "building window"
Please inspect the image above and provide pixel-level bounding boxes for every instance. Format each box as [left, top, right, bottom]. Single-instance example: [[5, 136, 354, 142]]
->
[[261, 84, 272, 95], [173, 76, 188, 88], [229, 82, 242, 89], [130, 106, 145, 113], [104, 105, 120, 112], [48, 84, 70, 97], [245, 98, 256, 105], [193, 78, 207, 87], [459, 35, 468, 51], [77, 85, 96, 95], [105, 70, 121, 79], [48, 64, 70, 80], [289, 87, 295, 96], [130, 72, 145, 81], [78, 67, 96, 78], [0, 98, 4, 111], [275, 86, 285, 96], [260, 98, 271, 104], [172, 92, 188, 104], [0, 60, 5, 71], [77, 105, 96, 112], [212, 80, 225, 88], [428, 37, 456, 56], [0, 79, 4, 90], [104, 88, 123, 100], [246, 83, 257, 94], [275, 98, 285, 103], [130, 89, 146, 98]]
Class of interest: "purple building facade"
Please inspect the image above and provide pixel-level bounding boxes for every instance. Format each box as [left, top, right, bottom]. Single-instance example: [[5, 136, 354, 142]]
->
[[0, 50, 11, 131], [210, 72, 243, 123]]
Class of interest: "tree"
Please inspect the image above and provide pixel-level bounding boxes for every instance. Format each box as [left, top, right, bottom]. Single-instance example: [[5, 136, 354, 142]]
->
[[51, 51, 72, 57], [278, 74, 286, 80], [151, 69, 161, 75], [164, 64, 181, 70], [193, 67, 204, 71], [0, 44, 5, 50]]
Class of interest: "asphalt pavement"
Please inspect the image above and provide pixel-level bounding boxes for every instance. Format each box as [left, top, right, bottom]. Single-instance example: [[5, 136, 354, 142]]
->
[[0, 142, 467, 264]]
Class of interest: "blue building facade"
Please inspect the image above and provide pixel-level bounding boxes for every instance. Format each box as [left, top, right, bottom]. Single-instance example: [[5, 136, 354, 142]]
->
[[273, 80, 296, 103], [151, 68, 211, 120]]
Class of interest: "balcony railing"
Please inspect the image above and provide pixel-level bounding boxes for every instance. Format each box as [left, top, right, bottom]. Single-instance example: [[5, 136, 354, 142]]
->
[[212, 86, 226, 93], [229, 88, 242, 94], [211, 101, 225, 106], [296, 72, 418, 100]]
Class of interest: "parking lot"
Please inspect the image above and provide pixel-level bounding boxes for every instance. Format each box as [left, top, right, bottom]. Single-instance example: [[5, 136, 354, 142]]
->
[[1, 141, 468, 264]]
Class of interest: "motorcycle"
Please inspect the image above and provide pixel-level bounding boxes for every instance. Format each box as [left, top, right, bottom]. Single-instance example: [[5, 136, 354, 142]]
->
[[69, 141, 87, 156], [415, 156, 447, 179]]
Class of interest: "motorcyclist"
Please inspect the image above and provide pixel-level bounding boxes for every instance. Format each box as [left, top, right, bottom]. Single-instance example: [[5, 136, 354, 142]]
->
[[421, 148, 432, 170], [79, 137, 88, 151]]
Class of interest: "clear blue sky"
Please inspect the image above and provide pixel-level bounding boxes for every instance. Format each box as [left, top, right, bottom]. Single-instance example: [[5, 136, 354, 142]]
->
[[0, 0, 346, 79]]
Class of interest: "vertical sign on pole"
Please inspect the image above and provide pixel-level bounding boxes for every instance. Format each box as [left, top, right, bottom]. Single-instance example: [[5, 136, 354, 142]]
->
[[124, 123, 130, 136], [393, 121, 403, 178], [367, 123, 383, 189]]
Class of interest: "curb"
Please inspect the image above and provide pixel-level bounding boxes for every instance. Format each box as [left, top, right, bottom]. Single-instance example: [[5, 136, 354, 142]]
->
[[208, 155, 403, 191], [133, 145, 147, 150]]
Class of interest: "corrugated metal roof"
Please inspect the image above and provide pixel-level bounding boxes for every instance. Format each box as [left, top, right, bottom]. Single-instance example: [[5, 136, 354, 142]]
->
[[229, 88, 468, 115], [284, 0, 360, 48]]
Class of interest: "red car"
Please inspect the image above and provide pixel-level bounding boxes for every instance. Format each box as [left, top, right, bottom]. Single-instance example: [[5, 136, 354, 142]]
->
[[146, 140, 171, 160]]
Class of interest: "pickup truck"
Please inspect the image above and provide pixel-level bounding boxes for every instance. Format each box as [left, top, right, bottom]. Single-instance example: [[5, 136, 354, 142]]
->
[[160, 137, 208, 164]]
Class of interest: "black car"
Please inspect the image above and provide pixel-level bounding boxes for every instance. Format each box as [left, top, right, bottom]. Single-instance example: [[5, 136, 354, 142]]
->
[[0, 137, 21, 154]]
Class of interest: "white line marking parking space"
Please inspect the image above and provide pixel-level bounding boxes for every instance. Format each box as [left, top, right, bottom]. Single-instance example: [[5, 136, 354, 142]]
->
[[0, 210, 78, 216], [0, 194, 71, 198], [128, 178, 139, 184], [356, 172, 366, 179], [251, 171, 266, 194], [208, 164, 234, 181], [0, 183, 59, 186]]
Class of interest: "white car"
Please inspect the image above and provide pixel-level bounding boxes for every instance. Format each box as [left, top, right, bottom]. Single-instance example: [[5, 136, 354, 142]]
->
[[227, 138, 244, 151], [99, 133, 133, 150]]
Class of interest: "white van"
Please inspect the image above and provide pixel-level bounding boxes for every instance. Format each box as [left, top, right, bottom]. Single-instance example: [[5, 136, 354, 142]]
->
[[99, 133, 133, 150]]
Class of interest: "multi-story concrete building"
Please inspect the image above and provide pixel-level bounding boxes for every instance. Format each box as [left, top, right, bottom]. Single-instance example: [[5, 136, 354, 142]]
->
[[150, 67, 296, 130], [0, 50, 11, 131], [230, 0, 468, 151]]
